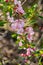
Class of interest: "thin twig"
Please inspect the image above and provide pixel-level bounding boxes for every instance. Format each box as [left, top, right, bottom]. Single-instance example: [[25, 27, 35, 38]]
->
[[22, 0, 26, 6], [36, 34, 43, 47]]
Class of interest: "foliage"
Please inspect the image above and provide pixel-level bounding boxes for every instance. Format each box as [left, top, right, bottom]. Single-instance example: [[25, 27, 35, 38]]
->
[[0, 0, 43, 65]]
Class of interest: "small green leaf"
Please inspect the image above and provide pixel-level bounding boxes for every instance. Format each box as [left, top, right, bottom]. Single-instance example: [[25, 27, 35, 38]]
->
[[38, 16, 43, 19], [30, 19, 37, 25], [39, 58, 42, 65], [11, 34, 17, 38], [9, 8, 12, 17], [0, 21, 6, 26]]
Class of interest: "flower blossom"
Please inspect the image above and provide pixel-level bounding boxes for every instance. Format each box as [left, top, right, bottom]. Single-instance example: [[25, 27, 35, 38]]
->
[[26, 48, 31, 56], [14, 0, 18, 5], [14, 0, 25, 14], [20, 48, 35, 57], [25, 27, 34, 42], [19, 41, 23, 46], [26, 48, 34, 56], [11, 19, 24, 34], [25, 27, 34, 35]]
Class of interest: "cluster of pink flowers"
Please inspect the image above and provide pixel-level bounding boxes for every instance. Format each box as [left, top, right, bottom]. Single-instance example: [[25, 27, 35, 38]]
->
[[1, 0, 43, 64], [25, 27, 34, 42], [7, 13, 34, 42], [11, 19, 24, 34], [7, 12, 24, 34], [14, 0, 25, 14], [6, 0, 34, 43], [18, 27, 34, 47], [26, 48, 34, 56], [20, 47, 36, 57]]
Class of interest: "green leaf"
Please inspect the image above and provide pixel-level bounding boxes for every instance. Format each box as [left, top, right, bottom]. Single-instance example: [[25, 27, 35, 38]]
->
[[11, 33, 17, 38], [11, 33, 18, 41], [39, 58, 42, 65], [0, 21, 6, 26], [23, 4, 37, 19], [22, 40, 25, 44], [38, 16, 43, 19], [0, 0, 4, 3], [30, 19, 37, 25], [9, 8, 12, 17]]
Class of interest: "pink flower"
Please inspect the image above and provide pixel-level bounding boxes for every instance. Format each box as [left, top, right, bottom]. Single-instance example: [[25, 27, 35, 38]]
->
[[27, 34, 33, 42], [16, 5, 24, 14], [11, 19, 24, 34], [25, 27, 34, 42], [14, 0, 25, 14], [26, 48, 31, 56], [14, 0, 18, 5], [25, 27, 34, 35], [17, 28, 24, 34], [29, 48, 34, 52], [11, 19, 24, 29], [20, 53, 27, 57], [19, 41, 23, 46], [26, 48, 34, 56]]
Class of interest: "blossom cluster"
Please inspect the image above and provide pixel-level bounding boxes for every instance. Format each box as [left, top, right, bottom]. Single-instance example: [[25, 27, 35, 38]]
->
[[0, 0, 43, 64], [14, 0, 25, 14], [6, 0, 34, 43], [20, 47, 36, 57], [6, 1, 35, 61], [7, 12, 34, 42]]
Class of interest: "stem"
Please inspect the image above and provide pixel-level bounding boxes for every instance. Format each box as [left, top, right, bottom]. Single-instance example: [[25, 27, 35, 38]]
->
[[22, 0, 26, 6]]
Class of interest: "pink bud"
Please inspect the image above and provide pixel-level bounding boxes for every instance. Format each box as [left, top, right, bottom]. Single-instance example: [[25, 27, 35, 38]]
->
[[19, 41, 23, 46]]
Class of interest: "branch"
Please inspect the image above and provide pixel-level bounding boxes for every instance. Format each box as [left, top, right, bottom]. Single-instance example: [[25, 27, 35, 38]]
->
[[22, 0, 26, 6]]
